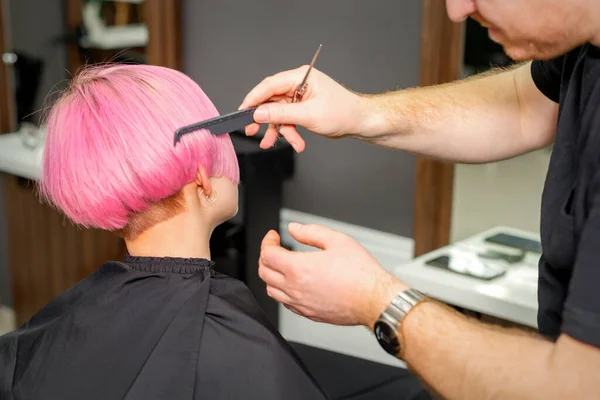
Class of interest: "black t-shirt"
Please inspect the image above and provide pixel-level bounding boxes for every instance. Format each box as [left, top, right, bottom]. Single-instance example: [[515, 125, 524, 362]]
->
[[531, 43, 600, 347]]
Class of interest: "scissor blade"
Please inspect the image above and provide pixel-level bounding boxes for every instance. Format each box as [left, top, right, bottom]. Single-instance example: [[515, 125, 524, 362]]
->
[[298, 44, 322, 89], [174, 106, 258, 145]]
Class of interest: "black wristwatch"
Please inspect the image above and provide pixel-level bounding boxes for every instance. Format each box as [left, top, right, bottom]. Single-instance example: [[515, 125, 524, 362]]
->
[[374, 288, 426, 357]]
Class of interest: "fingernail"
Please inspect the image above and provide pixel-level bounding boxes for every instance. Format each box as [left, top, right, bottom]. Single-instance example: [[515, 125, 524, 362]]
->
[[290, 142, 300, 152], [254, 108, 268, 122], [289, 222, 301, 230]]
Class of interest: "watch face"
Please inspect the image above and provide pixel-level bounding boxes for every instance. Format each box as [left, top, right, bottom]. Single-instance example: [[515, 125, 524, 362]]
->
[[374, 320, 400, 356]]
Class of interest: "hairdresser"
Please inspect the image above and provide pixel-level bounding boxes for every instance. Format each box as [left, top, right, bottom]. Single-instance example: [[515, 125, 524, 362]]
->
[[240, 0, 600, 398]]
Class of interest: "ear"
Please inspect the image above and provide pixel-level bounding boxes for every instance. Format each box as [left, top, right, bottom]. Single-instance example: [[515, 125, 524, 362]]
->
[[196, 165, 212, 196]]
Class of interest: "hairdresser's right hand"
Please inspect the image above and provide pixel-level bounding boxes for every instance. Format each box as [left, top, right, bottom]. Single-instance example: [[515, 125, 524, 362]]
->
[[239, 66, 372, 152]]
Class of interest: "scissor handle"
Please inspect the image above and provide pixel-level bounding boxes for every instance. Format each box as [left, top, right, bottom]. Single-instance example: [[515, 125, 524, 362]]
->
[[292, 83, 309, 103]]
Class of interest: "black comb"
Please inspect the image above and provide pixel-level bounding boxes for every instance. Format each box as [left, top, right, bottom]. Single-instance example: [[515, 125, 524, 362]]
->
[[174, 106, 258, 145]]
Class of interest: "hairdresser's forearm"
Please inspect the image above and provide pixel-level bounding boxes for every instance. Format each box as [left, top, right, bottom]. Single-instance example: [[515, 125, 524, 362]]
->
[[397, 300, 599, 400], [356, 62, 557, 163]]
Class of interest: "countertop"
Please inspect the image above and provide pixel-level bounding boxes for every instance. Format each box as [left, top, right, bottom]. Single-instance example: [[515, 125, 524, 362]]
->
[[394, 225, 540, 328], [0, 132, 43, 180]]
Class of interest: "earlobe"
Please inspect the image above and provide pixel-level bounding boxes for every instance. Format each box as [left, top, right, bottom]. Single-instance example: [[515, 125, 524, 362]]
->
[[199, 189, 218, 209]]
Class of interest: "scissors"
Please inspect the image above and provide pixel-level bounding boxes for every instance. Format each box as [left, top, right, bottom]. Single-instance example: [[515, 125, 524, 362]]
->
[[174, 44, 323, 146], [274, 43, 322, 144]]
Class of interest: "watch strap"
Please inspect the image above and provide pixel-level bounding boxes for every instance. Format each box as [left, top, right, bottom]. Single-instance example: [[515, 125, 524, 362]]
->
[[384, 288, 426, 324], [375, 288, 426, 357]]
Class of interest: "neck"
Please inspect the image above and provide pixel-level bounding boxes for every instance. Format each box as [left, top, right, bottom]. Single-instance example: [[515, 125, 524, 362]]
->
[[592, 33, 600, 48], [125, 211, 213, 260], [589, 3, 600, 47]]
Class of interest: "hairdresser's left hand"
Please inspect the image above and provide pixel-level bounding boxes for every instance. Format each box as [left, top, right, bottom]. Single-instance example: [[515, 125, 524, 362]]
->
[[258, 223, 408, 328]]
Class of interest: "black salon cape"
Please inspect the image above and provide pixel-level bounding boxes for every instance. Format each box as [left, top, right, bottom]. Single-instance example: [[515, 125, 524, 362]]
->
[[0, 255, 329, 399]]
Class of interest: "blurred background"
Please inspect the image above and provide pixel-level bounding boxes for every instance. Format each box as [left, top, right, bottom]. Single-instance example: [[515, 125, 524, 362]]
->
[[0, 1, 547, 397]]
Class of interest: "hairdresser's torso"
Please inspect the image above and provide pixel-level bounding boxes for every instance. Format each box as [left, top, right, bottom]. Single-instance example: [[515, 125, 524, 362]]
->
[[534, 43, 600, 346]]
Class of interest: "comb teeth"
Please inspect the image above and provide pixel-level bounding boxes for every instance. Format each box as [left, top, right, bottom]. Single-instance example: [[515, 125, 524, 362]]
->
[[173, 106, 259, 146], [173, 126, 196, 145]]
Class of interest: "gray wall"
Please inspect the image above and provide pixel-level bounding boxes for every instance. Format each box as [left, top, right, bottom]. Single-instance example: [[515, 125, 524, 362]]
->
[[9, 0, 68, 120], [182, 1, 420, 236]]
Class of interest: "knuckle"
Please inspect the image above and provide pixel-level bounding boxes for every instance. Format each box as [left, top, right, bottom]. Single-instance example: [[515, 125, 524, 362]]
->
[[289, 267, 306, 286], [302, 224, 317, 234], [295, 271, 308, 287], [262, 75, 274, 87], [290, 288, 303, 302], [271, 105, 286, 119], [284, 304, 296, 313], [336, 231, 352, 244], [258, 253, 269, 267], [302, 308, 315, 319], [304, 105, 318, 120], [286, 267, 298, 283]]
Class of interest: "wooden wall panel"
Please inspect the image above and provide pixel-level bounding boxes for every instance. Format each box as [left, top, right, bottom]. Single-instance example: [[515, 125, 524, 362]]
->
[[0, 0, 15, 134], [3, 176, 125, 326], [66, 0, 181, 73], [144, 0, 181, 70], [65, 0, 84, 74], [413, 1, 464, 256]]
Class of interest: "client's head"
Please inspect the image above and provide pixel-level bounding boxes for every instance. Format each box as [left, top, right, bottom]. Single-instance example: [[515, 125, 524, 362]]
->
[[40, 64, 240, 244]]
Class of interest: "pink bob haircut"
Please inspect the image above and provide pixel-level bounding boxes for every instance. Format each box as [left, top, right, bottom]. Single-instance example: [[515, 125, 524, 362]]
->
[[40, 64, 239, 238]]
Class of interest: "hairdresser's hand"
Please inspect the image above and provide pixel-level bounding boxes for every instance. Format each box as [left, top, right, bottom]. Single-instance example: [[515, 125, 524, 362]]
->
[[258, 223, 408, 328], [239, 66, 372, 152]]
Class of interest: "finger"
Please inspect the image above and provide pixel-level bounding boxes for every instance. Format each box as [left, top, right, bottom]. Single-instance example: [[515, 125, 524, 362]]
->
[[259, 124, 279, 149], [243, 95, 287, 138], [253, 102, 309, 126], [278, 125, 305, 153], [288, 223, 343, 250], [259, 245, 297, 276], [258, 264, 286, 288], [260, 231, 305, 276], [284, 304, 303, 316], [239, 67, 307, 109], [283, 304, 322, 322], [266, 285, 293, 305], [261, 230, 281, 250], [240, 94, 287, 111], [245, 123, 260, 136]]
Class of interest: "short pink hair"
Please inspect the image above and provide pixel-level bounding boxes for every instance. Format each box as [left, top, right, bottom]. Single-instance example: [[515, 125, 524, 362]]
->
[[40, 64, 239, 232]]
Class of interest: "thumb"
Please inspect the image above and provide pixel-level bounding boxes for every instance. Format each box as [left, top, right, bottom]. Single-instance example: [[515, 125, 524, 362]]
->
[[288, 223, 340, 250], [254, 102, 308, 126], [261, 230, 281, 250]]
